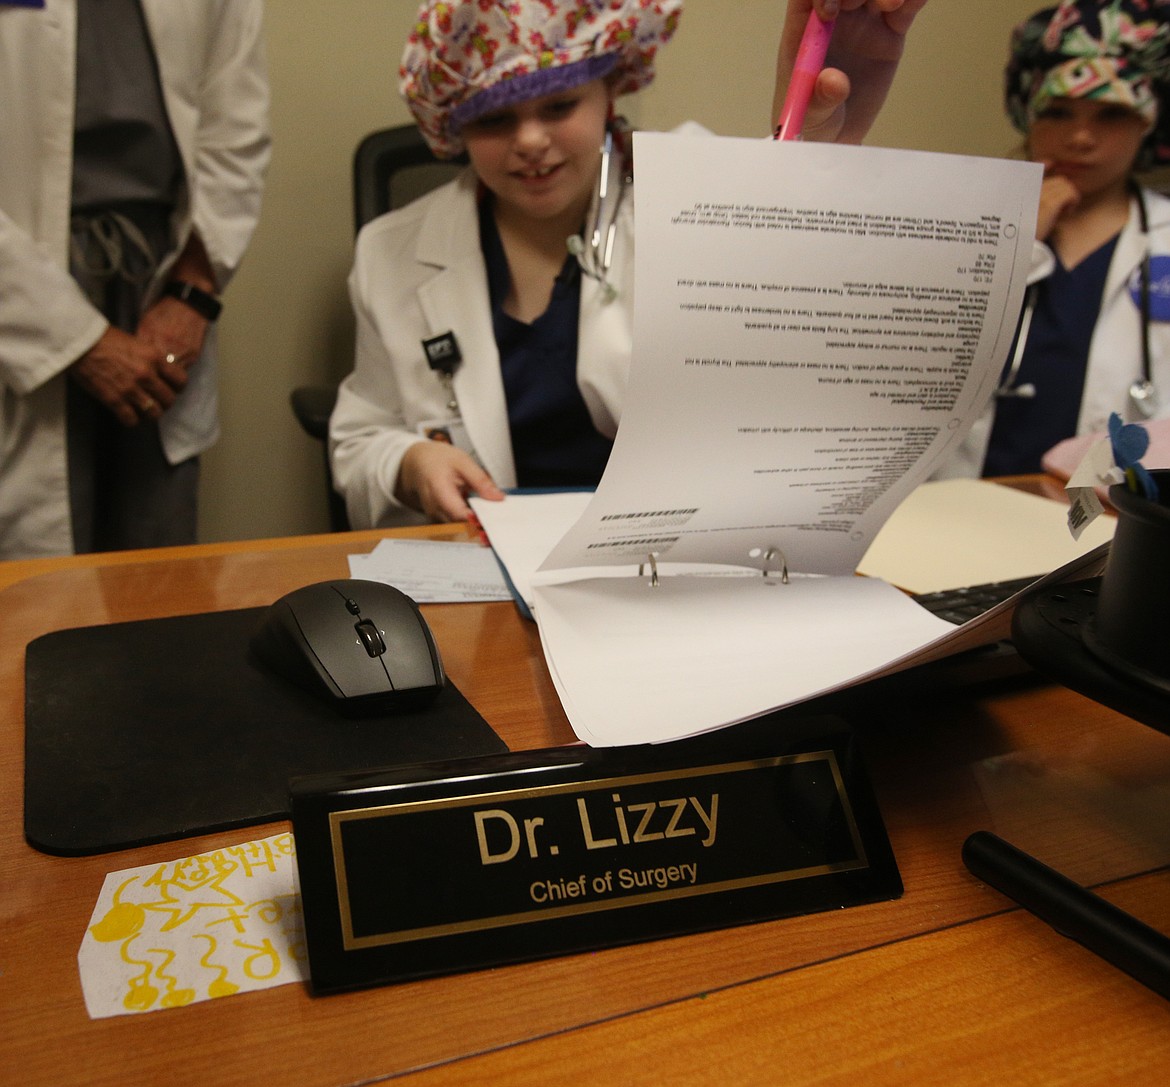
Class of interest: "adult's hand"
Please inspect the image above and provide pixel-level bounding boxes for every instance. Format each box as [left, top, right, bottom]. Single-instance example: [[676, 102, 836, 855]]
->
[[135, 294, 210, 373], [774, 0, 930, 145], [396, 439, 506, 523], [68, 326, 188, 427]]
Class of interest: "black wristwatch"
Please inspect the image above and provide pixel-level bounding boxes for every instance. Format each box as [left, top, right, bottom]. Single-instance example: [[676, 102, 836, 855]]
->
[[163, 280, 223, 322]]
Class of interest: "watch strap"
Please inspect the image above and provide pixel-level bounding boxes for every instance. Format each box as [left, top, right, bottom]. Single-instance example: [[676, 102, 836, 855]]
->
[[164, 280, 222, 322]]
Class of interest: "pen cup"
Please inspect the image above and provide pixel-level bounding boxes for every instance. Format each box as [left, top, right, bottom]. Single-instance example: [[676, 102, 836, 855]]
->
[[1085, 469, 1170, 691]]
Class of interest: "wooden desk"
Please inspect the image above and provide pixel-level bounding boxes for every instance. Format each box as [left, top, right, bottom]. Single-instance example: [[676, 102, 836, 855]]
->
[[2, 527, 1169, 1086]]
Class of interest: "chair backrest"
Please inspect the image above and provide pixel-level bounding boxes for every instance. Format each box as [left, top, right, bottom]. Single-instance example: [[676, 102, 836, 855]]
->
[[298, 125, 466, 534], [352, 124, 468, 233]]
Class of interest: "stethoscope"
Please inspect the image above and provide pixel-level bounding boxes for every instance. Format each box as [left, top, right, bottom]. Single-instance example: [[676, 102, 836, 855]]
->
[[565, 122, 631, 304], [998, 181, 1157, 417]]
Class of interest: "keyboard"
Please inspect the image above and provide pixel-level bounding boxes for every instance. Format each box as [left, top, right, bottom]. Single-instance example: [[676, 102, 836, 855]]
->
[[911, 575, 1039, 625]]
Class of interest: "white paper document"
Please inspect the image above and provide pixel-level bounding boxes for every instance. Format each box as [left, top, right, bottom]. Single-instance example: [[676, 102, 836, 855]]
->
[[466, 491, 595, 609], [497, 135, 1045, 746], [534, 574, 955, 746], [471, 489, 760, 613], [541, 134, 1042, 576], [476, 480, 1115, 609], [348, 537, 511, 602]]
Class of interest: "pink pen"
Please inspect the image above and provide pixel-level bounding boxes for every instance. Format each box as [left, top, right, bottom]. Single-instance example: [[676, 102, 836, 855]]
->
[[774, 11, 836, 141]]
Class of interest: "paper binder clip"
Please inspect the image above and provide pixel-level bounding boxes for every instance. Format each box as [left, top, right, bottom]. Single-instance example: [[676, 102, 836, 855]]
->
[[639, 553, 660, 587], [762, 548, 789, 585]]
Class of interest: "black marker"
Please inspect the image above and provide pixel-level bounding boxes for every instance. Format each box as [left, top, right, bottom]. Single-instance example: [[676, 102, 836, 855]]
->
[[962, 830, 1170, 1000]]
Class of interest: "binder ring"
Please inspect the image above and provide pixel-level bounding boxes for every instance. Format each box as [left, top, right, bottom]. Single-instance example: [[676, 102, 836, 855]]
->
[[762, 548, 789, 585], [639, 552, 660, 588]]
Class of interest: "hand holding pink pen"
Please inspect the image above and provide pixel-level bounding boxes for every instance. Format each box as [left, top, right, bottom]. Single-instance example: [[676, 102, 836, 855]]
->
[[774, 10, 835, 141], [772, 1, 929, 146]]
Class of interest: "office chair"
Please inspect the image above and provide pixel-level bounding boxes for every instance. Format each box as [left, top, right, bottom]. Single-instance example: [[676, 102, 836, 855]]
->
[[291, 125, 467, 532]]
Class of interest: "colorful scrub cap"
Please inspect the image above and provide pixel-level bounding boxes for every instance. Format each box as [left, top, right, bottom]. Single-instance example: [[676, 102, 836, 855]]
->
[[1006, 0, 1170, 165], [400, 0, 684, 158]]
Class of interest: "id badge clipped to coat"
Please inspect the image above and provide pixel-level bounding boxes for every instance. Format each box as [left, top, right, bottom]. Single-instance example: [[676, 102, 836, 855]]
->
[[418, 331, 477, 456], [416, 417, 476, 456]]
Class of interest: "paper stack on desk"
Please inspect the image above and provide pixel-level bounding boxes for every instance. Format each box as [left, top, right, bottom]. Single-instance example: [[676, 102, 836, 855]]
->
[[476, 133, 1078, 746]]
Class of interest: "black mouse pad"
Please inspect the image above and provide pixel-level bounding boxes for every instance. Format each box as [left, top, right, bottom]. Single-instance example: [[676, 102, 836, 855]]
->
[[24, 607, 507, 856]]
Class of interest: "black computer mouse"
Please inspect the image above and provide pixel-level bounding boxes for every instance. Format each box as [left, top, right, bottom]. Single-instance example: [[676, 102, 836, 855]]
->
[[250, 579, 445, 715]]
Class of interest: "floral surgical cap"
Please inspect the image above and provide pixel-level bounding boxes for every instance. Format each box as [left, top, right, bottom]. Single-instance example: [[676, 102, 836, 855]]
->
[[400, 0, 684, 158], [1006, 0, 1170, 165]]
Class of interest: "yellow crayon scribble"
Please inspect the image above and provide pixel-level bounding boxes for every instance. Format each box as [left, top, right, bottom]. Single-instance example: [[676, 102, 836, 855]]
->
[[148, 947, 196, 1009], [119, 937, 158, 1012], [207, 906, 251, 934], [237, 937, 282, 981], [89, 877, 146, 942], [141, 859, 245, 931], [195, 933, 241, 999], [250, 896, 287, 925]]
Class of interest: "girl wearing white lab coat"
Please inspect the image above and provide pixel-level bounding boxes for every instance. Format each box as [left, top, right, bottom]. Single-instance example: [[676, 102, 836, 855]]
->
[[331, 144, 635, 530], [939, 0, 1170, 479], [941, 185, 1170, 478], [329, 0, 930, 528]]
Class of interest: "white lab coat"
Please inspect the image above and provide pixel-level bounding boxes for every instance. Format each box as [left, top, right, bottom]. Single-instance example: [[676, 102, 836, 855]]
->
[[937, 185, 1170, 478], [0, 0, 270, 558], [330, 162, 634, 529]]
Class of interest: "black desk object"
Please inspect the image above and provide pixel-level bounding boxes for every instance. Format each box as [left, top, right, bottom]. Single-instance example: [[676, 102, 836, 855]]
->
[[993, 473, 1170, 997], [292, 714, 902, 993], [1010, 577, 1169, 737], [1010, 474, 1170, 736], [963, 831, 1170, 1002], [24, 607, 505, 855]]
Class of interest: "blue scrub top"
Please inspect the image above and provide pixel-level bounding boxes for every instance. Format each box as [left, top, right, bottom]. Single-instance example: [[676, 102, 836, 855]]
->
[[983, 236, 1118, 476], [480, 202, 614, 487]]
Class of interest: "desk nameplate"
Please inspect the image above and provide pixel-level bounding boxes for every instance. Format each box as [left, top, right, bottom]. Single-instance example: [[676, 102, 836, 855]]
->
[[292, 713, 901, 993]]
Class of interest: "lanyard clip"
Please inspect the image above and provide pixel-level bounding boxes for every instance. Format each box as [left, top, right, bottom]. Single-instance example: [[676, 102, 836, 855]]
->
[[422, 331, 462, 378]]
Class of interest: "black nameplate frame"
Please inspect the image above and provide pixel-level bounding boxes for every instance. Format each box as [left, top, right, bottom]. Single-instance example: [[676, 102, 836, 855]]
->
[[291, 713, 900, 993]]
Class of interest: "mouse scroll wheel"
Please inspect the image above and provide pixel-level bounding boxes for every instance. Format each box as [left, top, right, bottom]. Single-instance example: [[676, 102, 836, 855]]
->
[[344, 597, 361, 616], [354, 619, 386, 657]]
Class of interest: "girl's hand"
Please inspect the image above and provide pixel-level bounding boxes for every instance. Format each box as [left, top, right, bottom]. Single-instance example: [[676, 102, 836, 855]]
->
[[1035, 169, 1081, 241], [396, 439, 506, 523]]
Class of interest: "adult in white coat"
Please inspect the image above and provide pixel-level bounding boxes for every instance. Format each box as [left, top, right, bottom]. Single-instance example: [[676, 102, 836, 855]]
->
[[330, 0, 931, 528], [939, 0, 1170, 479], [0, 0, 270, 558]]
